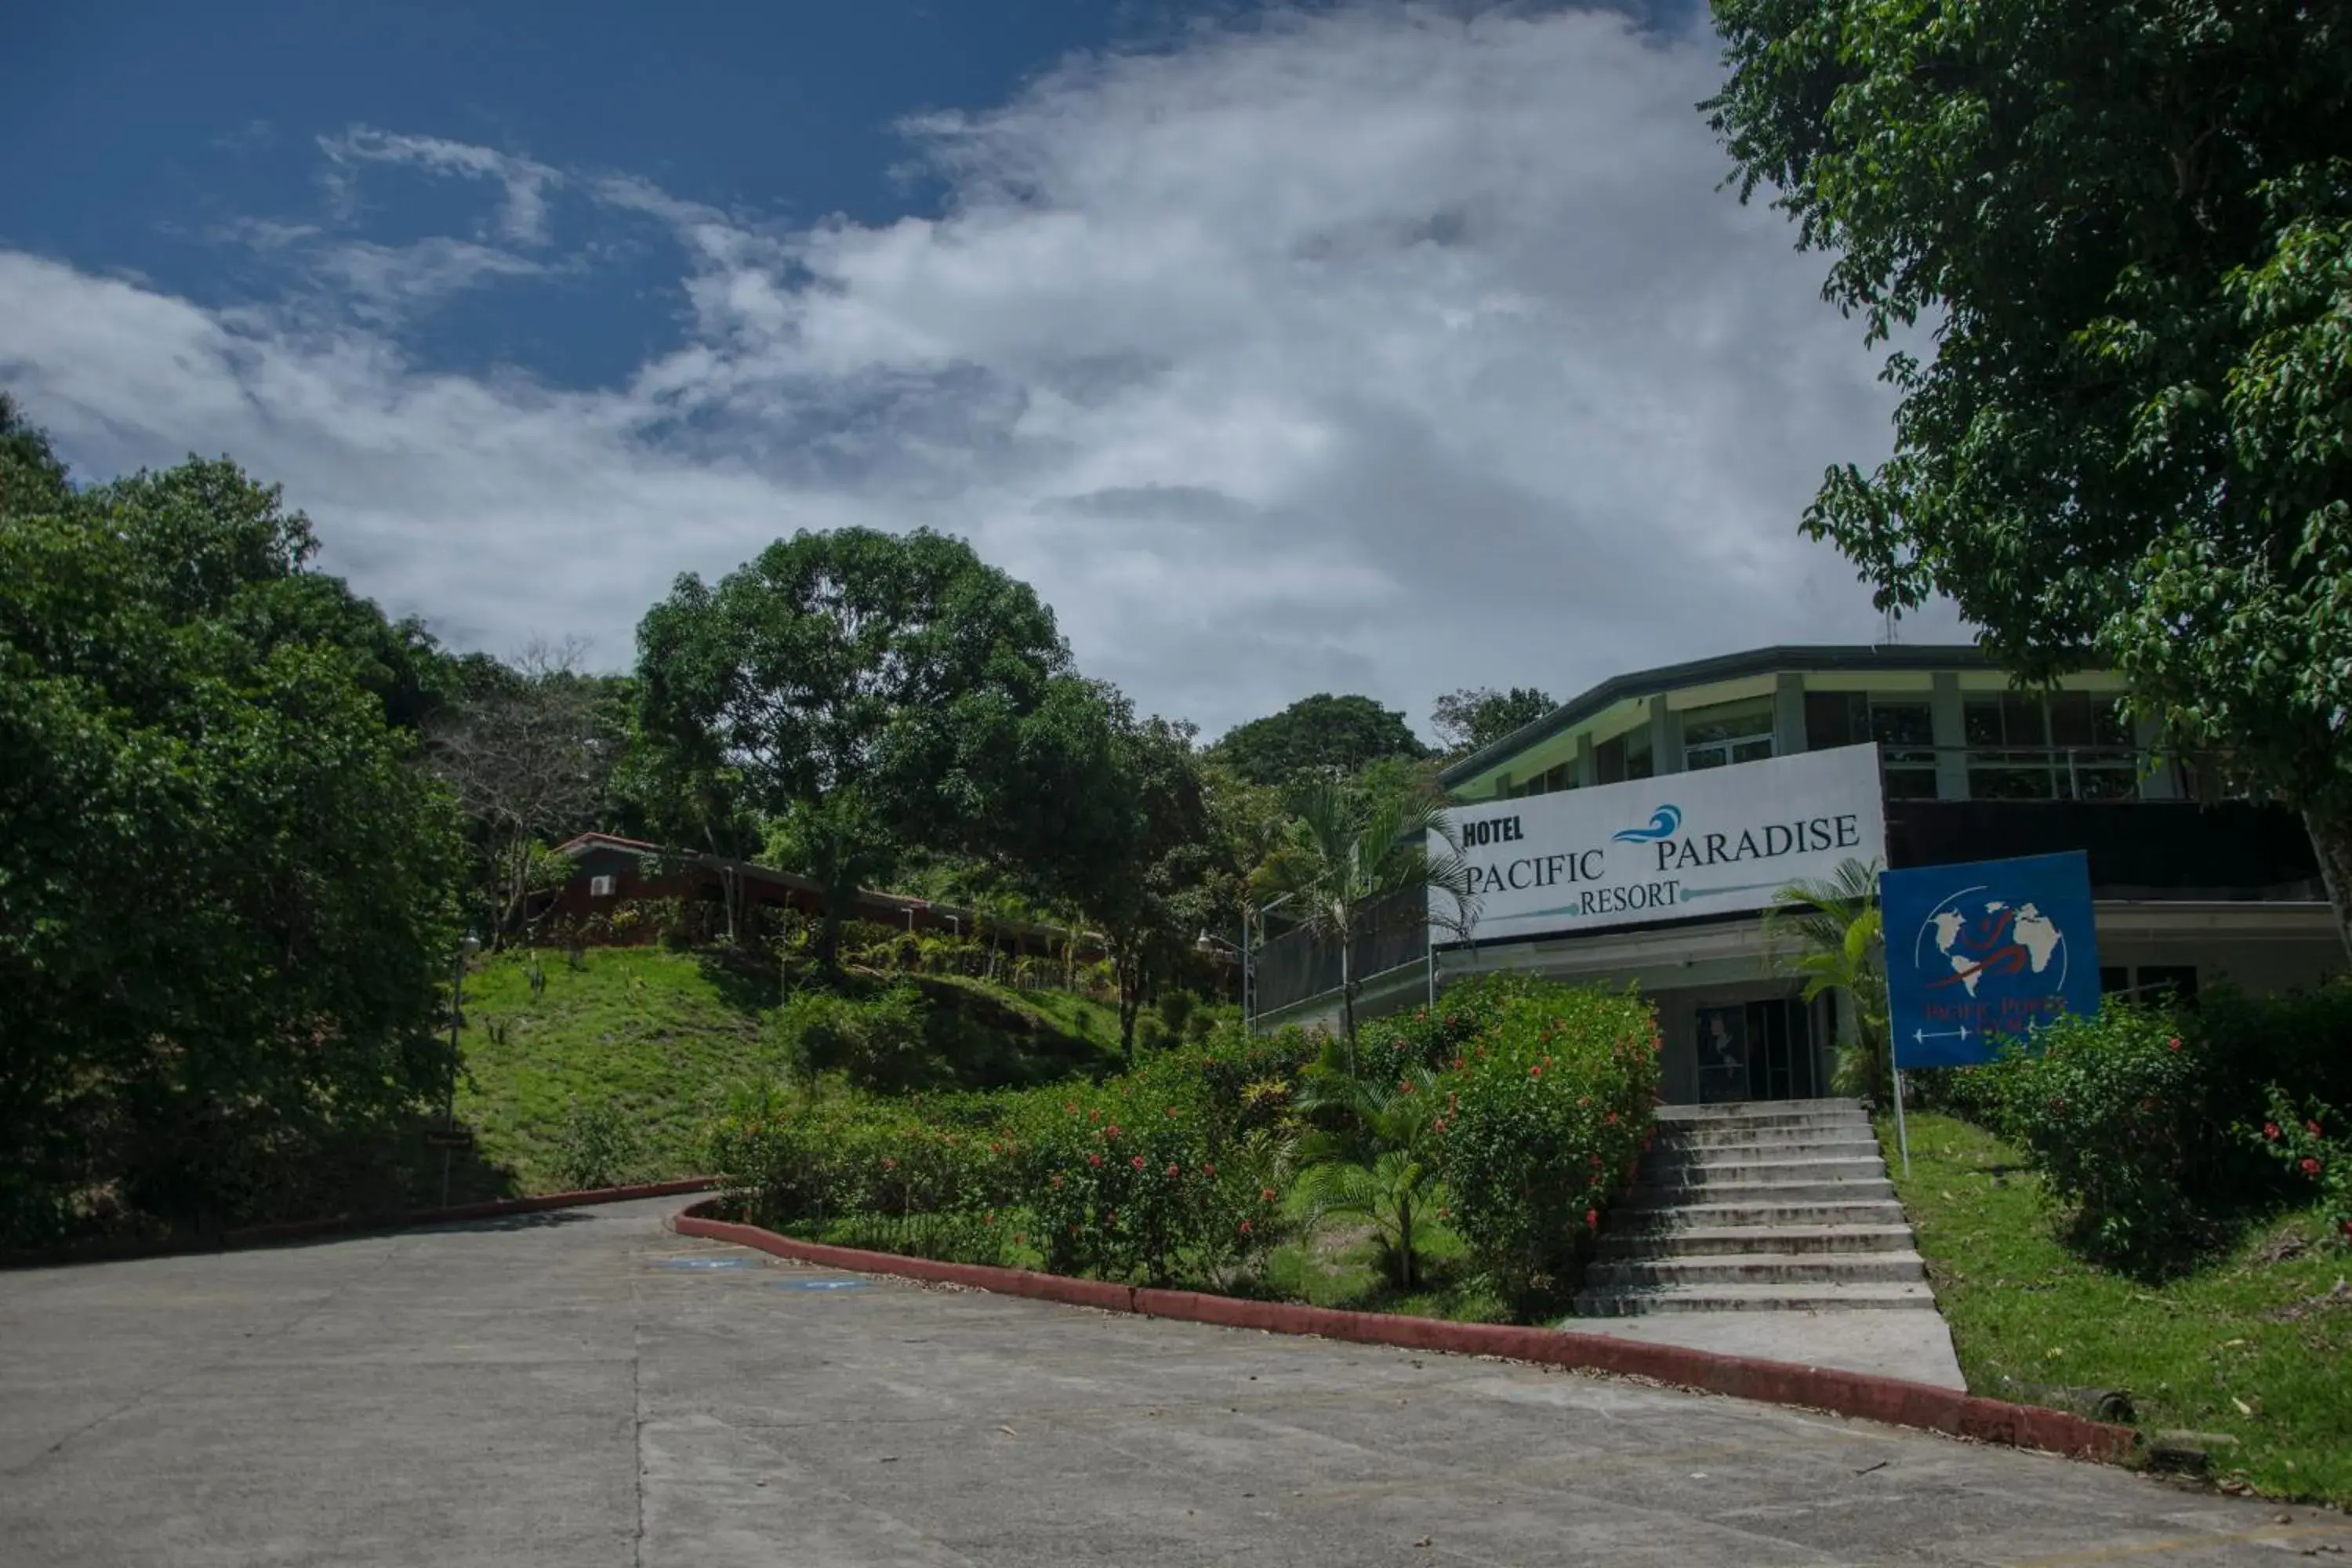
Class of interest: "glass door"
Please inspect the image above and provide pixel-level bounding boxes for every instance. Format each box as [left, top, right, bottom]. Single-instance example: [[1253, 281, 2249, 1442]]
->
[[1695, 1000, 1815, 1103]]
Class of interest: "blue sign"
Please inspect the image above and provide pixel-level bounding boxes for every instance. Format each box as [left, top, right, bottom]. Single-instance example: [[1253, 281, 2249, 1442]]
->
[[1879, 851, 2103, 1068]]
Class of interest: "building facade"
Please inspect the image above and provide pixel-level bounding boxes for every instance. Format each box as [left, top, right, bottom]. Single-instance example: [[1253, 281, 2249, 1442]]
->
[[1250, 646, 2343, 1104]]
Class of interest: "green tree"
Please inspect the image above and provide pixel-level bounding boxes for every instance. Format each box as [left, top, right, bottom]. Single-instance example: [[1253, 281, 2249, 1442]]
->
[[1210, 692, 1429, 789], [0, 424, 465, 1244], [1288, 1063, 1449, 1290], [1003, 679, 1216, 1063], [1250, 781, 1479, 1073], [1761, 858, 1890, 1103], [633, 527, 1072, 971], [426, 638, 628, 940], [1430, 686, 1556, 757], [1706, 0, 2352, 953]]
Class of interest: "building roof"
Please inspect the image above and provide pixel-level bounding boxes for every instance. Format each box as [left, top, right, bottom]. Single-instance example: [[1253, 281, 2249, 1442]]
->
[[1436, 644, 2008, 789], [551, 832, 1099, 945]]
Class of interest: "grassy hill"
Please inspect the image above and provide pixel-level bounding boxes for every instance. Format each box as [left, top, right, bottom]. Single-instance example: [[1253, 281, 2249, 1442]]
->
[[448, 946, 1124, 1197]]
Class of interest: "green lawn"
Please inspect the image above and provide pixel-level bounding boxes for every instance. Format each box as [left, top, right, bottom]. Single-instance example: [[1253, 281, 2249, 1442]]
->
[[450, 946, 1125, 1197], [1885, 1111, 2352, 1505]]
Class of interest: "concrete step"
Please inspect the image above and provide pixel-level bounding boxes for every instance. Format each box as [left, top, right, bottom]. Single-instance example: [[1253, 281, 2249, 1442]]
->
[[1584, 1250, 1928, 1289], [1571, 1281, 1940, 1316], [1595, 1225, 1918, 1259], [1611, 1200, 1909, 1232], [1624, 1178, 1898, 1207], [1639, 1156, 1890, 1187], [1654, 1121, 1873, 1150], [1656, 1105, 1872, 1128], [1650, 1138, 1883, 1167]]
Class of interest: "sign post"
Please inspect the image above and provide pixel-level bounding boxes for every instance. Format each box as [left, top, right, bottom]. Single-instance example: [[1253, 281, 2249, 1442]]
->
[[1878, 850, 2104, 1179]]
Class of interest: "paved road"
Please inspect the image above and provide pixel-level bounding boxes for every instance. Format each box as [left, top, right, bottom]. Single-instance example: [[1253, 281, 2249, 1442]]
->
[[2, 1200, 2343, 1567]]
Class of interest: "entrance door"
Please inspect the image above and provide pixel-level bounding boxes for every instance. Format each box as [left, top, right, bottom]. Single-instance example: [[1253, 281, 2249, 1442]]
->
[[1694, 1000, 1815, 1104]]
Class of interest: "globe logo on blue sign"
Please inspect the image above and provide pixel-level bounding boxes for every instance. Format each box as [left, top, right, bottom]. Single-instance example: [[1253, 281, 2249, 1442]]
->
[[1880, 851, 2103, 1069], [1912, 888, 2071, 1000]]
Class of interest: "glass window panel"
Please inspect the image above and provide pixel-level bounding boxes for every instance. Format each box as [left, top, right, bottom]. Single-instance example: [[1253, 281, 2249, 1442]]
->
[[2048, 691, 2097, 748], [2002, 693, 2048, 746], [1685, 747, 1730, 771], [1595, 736, 1625, 785], [1867, 701, 1936, 750], [1731, 736, 1776, 764], [1963, 699, 2005, 746], [1882, 767, 1941, 800], [1624, 725, 1653, 780], [1680, 697, 1775, 748], [1805, 691, 1858, 751], [1969, 764, 2056, 800]]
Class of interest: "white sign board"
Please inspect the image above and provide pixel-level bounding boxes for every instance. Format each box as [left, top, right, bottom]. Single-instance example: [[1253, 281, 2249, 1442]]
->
[[1430, 743, 1888, 946]]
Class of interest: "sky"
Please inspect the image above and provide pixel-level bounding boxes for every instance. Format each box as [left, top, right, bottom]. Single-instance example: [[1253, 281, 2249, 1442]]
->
[[0, 0, 1962, 744]]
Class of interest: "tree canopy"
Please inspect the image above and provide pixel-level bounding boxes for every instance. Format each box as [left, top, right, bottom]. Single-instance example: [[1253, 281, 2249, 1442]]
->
[[1430, 686, 1556, 757], [1706, 0, 2352, 944], [1210, 691, 1429, 789], [633, 526, 1076, 967], [0, 416, 465, 1244]]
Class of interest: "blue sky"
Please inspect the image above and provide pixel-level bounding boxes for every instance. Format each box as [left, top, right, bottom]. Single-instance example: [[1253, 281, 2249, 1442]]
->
[[0, 1, 1951, 740]]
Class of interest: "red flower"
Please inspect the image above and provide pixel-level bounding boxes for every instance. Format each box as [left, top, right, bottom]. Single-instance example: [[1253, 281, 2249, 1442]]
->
[[1065, 1102, 1078, 1115], [1584, 1208, 1599, 1231], [1087, 1152, 1103, 1168], [1165, 1163, 1180, 1177], [2310, 1120, 2325, 1138], [1051, 1174, 1064, 1188], [1261, 1186, 1278, 1203], [1451, 1057, 1465, 1072], [1131, 1155, 1146, 1170], [1240, 1220, 1254, 1235], [2301, 1157, 2324, 1178], [2266, 1123, 2282, 1142], [1604, 1111, 1618, 1126], [1529, 1065, 1542, 1079], [1089, 1109, 1101, 1121], [1166, 1105, 1179, 1117], [990, 1142, 1002, 1155], [1106, 1123, 1121, 1138], [1203, 1163, 1217, 1177], [2167, 1036, 2183, 1051]]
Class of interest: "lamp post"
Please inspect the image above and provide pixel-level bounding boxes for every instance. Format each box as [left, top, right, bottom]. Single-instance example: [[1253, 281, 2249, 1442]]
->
[[441, 933, 481, 1207]]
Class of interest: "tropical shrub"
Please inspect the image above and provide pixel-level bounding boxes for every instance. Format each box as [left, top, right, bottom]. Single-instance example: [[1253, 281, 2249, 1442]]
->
[[1976, 1004, 2213, 1266], [553, 1100, 641, 1191], [1428, 977, 1661, 1299], [2247, 1091, 2352, 1252], [1289, 1066, 1448, 1287]]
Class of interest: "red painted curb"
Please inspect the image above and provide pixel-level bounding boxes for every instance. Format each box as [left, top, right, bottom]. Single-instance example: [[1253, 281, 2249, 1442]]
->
[[670, 1200, 2136, 1465], [0, 1178, 720, 1271]]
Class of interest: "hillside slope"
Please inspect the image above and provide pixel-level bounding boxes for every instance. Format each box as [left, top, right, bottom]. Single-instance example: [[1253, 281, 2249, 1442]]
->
[[449, 946, 1123, 1196]]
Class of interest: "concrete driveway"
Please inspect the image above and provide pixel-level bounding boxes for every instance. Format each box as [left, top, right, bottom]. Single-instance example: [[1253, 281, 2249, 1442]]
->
[[1, 1198, 2341, 1567]]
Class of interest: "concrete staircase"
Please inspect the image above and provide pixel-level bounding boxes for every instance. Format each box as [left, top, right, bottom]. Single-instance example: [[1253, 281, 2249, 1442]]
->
[[1573, 1098, 1936, 1316]]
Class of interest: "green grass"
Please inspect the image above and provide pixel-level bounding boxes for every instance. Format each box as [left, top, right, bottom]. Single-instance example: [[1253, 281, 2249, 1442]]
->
[[450, 946, 1126, 1197], [1885, 1111, 2352, 1505]]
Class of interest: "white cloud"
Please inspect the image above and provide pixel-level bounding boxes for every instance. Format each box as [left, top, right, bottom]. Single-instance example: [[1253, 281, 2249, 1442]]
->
[[0, 2, 1962, 742]]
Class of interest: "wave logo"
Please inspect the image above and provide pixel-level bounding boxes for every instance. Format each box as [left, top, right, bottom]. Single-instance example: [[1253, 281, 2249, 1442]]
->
[[1610, 804, 1682, 844]]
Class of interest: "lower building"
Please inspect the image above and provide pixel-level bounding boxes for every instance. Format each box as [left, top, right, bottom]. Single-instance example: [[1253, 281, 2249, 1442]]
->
[[1249, 645, 2345, 1103]]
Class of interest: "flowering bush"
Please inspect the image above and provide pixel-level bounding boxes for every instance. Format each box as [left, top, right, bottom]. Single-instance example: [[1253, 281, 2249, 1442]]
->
[[1426, 976, 1660, 1298], [2248, 1090, 2352, 1251], [1976, 1004, 2215, 1266]]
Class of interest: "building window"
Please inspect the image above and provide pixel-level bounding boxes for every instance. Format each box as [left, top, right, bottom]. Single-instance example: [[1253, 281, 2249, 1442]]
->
[[1594, 724, 1653, 784], [1681, 696, 1775, 771], [2104, 964, 2199, 1007], [1501, 759, 1574, 800], [1965, 691, 2138, 800]]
